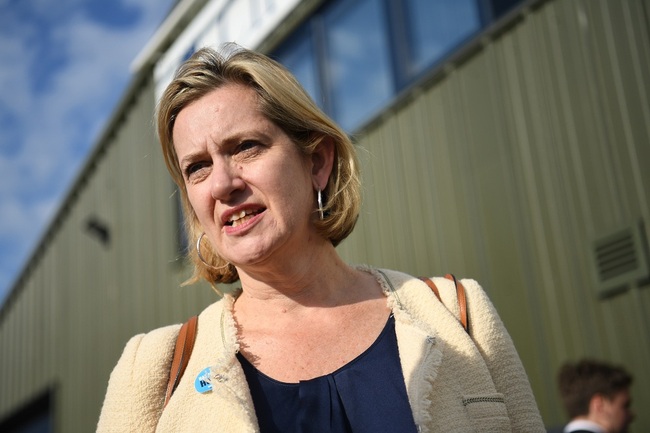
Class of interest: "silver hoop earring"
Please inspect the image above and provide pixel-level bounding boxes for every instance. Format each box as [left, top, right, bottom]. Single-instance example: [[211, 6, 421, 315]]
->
[[317, 189, 324, 220], [196, 232, 230, 271]]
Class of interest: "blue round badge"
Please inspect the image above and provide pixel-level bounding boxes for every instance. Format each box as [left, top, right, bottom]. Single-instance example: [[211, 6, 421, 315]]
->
[[194, 367, 213, 393]]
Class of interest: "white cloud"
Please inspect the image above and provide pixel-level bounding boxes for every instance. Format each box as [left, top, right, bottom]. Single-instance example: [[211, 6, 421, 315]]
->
[[0, 0, 174, 303]]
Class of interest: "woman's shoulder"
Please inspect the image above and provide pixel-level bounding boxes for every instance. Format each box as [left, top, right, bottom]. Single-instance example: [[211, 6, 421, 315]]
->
[[125, 323, 180, 351], [97, 323, 181, 432], [364, 266, 486, 301], [110, 298, 229, 379], [97, 299, 228, 432]]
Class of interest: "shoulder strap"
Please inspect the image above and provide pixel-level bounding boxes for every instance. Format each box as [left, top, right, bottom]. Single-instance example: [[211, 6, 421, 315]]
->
[[420, 274, 469, 334], [164, 315, 198, 408]]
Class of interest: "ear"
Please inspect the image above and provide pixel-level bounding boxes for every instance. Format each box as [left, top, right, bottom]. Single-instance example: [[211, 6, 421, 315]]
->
[[590, 393, 606, 415], [310, 136, 335, 191]]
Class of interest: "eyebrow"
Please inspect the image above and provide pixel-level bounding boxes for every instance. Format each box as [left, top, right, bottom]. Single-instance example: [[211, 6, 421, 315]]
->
[[178, 126, 277, 168], [179, 151, 205, 169]]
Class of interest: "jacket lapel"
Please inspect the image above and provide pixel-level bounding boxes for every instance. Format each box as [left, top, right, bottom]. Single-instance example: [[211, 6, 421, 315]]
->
[[369, 268, 445, 429]]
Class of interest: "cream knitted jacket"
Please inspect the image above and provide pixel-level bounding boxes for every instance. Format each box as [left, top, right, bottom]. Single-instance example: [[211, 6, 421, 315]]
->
[[97, 268, 545, 432]]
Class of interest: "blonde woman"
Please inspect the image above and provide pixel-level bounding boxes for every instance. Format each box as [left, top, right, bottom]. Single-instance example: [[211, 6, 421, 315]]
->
[[97, 45, 544, 432]]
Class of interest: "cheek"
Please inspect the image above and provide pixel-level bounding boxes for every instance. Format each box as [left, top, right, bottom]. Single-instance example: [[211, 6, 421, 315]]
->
[[280, 169, 314, 212], [185, 186, 211, 222]]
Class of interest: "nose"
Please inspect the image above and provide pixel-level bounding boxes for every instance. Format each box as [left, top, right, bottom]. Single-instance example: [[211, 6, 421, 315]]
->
[[209, 158, 245, 201]]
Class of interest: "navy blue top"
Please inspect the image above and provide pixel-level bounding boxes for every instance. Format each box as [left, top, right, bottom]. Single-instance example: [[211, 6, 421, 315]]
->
[[237, 315, 418, 433]]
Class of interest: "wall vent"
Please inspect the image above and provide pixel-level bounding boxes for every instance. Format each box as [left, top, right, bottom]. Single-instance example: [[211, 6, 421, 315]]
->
[[593, 222, 649, 297]]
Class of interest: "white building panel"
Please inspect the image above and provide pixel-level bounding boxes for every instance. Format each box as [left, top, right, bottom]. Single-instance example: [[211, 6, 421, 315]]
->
[[154, 0, 301, 99]]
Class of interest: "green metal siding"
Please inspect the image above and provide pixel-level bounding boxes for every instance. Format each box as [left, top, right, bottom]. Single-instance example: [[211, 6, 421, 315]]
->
[[337, 0, 650, 428]]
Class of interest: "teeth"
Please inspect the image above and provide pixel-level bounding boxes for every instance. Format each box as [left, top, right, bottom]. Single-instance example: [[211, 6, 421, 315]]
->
[[230, 210, 246, 222], [229, 210, 247, 222], [228, 210, 257, 227]]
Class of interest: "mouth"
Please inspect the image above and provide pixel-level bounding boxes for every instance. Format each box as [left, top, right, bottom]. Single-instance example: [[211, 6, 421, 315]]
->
[[225, 208, 265, 228]]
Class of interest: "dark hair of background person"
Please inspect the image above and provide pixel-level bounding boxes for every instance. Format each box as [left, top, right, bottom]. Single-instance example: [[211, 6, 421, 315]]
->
[[558, 359, 633, 419]]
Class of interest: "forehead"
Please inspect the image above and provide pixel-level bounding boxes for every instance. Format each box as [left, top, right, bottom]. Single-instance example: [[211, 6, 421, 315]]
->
[[173, 84, 270, 145], [183, 83, 260, 123]]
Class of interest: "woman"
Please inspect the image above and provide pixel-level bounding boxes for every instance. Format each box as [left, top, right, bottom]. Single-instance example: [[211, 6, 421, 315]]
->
[[97, 45, 544, 432]]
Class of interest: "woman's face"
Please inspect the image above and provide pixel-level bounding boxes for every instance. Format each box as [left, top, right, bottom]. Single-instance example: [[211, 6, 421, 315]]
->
[[173, 84, 322, 271]]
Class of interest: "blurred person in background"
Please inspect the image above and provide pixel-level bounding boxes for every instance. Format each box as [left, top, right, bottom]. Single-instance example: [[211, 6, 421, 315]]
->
[[557, 359, 634, 433]]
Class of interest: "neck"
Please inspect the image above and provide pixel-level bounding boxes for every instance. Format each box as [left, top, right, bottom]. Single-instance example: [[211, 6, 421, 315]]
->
[[234, 243, 373, 315]]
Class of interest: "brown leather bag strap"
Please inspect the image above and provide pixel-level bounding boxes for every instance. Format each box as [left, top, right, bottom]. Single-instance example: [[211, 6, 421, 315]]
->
[[445, 274, 469, 334], [419, 275, 469, 334], [420, 277, 442, 302], [164, 315, 198, 408]]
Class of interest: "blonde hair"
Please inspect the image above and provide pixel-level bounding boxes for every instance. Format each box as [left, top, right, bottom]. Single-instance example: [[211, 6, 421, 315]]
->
[[157, 44, 361, 285]]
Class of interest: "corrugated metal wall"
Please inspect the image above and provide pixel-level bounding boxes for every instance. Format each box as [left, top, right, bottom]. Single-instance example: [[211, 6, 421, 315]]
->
[[0, 74, 218, 432], [337, 0, 650, 428], [1, 0, 648, 431]]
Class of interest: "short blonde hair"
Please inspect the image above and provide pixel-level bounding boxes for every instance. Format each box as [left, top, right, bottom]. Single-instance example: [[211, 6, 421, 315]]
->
[[157, 45, 361, 285]]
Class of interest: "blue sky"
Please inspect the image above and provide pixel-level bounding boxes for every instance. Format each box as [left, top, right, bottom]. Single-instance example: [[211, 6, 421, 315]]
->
[[0, 0, 175, 306]]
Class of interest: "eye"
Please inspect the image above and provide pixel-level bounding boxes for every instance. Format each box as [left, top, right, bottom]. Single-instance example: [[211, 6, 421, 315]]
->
[[184, 161, 210, 179], [237, 140, 259, 153]]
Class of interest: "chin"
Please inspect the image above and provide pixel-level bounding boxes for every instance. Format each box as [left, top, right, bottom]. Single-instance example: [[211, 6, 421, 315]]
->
[[226, 245, 275, 268]]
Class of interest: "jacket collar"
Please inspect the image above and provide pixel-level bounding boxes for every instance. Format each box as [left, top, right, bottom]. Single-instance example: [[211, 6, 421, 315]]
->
[[206, 268, 445, 431], [367, 267, 444, 428]]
